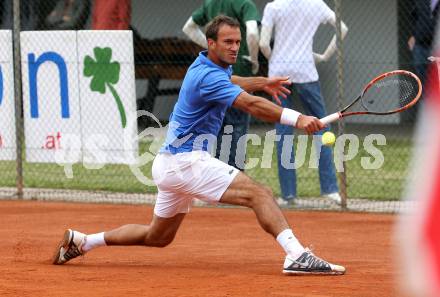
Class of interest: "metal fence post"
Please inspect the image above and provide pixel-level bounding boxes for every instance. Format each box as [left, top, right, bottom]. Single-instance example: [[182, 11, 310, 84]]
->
[[334, 0, 347, 209], [13, 0, 24, 199]]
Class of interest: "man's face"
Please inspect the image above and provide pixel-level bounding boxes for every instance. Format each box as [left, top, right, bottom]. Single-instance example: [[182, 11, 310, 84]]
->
[[208, 24, 241, 67]]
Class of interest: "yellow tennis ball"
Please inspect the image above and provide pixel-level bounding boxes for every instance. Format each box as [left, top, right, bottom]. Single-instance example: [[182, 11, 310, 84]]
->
[[322, 131, 336, 146]]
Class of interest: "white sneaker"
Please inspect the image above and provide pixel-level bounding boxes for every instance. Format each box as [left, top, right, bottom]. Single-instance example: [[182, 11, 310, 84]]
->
[[283, 249, 346, 275], [324, 192, 342, 205], [52, 229, 86, 265], [276, 197, 296, 207]]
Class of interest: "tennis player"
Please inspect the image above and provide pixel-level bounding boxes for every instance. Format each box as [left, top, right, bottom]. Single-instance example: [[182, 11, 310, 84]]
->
[[53, 15, 345, 275]]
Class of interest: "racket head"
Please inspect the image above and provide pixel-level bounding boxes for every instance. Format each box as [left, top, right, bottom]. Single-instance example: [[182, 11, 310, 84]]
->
[[343, 70, 422, 116]]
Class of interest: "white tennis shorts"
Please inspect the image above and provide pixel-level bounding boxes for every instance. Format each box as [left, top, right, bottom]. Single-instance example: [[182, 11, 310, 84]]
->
[[151, 151, 240, 218]]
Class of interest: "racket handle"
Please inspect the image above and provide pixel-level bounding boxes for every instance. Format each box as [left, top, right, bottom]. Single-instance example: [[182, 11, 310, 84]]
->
[[320, 113, 341, 125]]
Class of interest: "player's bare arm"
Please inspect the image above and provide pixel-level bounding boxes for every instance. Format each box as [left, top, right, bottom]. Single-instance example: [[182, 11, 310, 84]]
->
[[232, 91, 325, 134], [231, 75, 290, 105]]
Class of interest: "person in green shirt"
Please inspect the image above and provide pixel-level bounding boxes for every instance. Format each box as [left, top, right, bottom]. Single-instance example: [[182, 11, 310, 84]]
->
[[183, 0, 260, 171]]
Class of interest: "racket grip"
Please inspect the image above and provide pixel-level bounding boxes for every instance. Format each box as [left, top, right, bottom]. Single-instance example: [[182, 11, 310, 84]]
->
[[320, 113, 341, 125]]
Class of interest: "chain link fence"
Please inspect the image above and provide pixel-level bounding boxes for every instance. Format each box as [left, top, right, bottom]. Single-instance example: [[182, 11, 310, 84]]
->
[[0, 0, 436, 213]]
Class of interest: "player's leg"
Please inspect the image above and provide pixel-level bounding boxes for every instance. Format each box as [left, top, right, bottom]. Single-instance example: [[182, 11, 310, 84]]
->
[[219, 172, 345, 275], [53, 152, 197, 265], [52, 212, 186, 265], [178, 154, 304, 260], [103, 213, 186, 247], [219, 172, 293, 240], [174, 152, 291, 243], [197, 154, 300, 253]]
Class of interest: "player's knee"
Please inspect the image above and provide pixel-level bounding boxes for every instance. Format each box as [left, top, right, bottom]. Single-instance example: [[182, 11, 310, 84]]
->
[[262, 185, 273, 197], [257, 185, 273, 200], [248, 185, 273, 207], [153, 237, 173, 248], [144, 233, 175, 248]]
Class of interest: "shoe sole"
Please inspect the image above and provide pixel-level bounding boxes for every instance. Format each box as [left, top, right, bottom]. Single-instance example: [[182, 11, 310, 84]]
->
[[52, 229, 73, 265], [283, 269, 345, 275]]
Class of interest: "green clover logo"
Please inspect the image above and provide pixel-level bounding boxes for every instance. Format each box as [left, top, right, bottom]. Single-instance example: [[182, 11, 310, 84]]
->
[[84, 47, 126, 128]]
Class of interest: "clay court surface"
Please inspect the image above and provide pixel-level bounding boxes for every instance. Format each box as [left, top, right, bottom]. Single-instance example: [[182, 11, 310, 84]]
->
[[0, 200, 398, 297]]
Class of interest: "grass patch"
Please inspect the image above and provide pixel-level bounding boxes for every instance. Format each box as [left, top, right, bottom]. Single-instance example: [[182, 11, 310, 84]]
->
[[0, 136, 412, 200], [243, 136, 412, 200]]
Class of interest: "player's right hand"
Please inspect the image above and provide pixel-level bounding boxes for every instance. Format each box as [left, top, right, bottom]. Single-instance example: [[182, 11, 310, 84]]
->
[[296, 115, 325, 134]]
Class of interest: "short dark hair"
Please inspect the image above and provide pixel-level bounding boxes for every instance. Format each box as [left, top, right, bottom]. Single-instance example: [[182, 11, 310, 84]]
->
[[205, 15, 240, 41]]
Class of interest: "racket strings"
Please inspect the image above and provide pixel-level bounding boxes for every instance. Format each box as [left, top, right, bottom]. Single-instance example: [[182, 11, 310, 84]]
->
[[399, 77, 418, 106], [361, 74, 420, 113]]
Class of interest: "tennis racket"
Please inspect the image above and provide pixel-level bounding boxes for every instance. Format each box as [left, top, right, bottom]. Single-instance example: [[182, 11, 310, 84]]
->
[[320, 70, 422, 125]]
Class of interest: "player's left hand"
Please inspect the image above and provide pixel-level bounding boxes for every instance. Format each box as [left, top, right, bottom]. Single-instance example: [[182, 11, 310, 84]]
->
[[262, 76, 291, 105]]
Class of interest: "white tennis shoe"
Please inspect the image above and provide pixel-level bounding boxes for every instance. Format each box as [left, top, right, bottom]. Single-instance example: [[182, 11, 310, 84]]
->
[[323, 192, 342, 205], [283, 249, 345, 275], [275, 197, 296, 207], [52, 229, 86, 265]]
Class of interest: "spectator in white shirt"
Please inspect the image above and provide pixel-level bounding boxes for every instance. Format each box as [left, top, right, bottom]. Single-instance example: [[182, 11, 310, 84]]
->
[[259, 0, 348, 206]]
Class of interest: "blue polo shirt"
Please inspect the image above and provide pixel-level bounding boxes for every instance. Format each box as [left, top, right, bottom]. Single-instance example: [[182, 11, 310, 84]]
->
[[160, 51, 244, 154]]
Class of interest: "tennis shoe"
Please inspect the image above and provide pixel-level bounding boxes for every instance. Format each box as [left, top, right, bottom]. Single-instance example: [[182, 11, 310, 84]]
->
[[52, 229, 86, 265], [324, 192, 342, 205], [283, 249, 345, 275], [276, 197, 296, 207]]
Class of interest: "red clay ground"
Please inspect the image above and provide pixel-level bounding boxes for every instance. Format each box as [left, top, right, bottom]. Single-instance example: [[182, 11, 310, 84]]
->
[[0, 200, 398, 297]]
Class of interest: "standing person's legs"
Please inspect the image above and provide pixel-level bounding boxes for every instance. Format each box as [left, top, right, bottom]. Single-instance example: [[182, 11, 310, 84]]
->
[[410, 44, 430, 121], [275, 92, 296, 201], [216, 107, 249, 171], [413, 44, 430, 87], [296, 82, 339, 196]]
